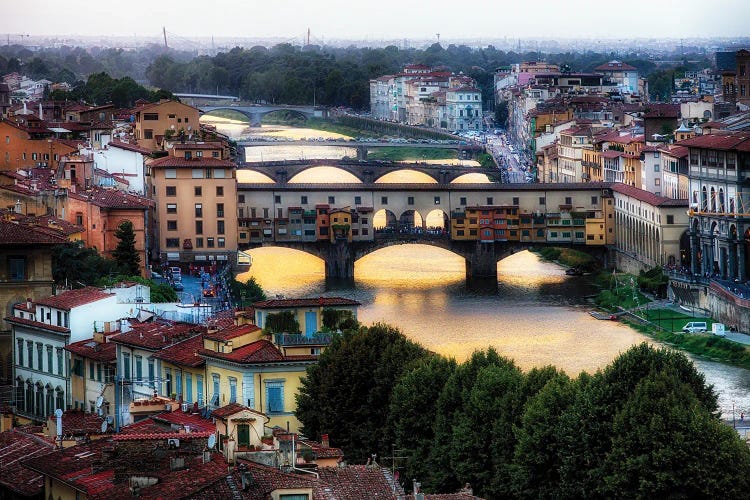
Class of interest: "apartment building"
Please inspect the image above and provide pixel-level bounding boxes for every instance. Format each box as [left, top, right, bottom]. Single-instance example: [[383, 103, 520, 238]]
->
[[594, 60, 640, 95], [149, 142, 238, 265], [133, 100, 201, 152]]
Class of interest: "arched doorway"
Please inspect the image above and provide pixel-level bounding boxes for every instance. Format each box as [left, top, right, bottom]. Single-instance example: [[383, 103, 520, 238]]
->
[[398, 210, 424, 234], [373, 209, 398, 232], [679, 229, 691, 269]]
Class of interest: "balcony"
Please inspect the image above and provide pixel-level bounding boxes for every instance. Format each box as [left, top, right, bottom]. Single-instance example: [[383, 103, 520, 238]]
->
[[273, 332, 334, 346]]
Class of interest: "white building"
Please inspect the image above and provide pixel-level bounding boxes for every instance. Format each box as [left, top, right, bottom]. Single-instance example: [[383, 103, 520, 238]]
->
[[445, 86, 483, 132], [88, 140, 151, 195]]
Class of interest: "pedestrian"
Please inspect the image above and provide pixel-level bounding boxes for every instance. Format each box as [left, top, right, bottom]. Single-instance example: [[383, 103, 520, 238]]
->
[[741, 412, 745, 422]]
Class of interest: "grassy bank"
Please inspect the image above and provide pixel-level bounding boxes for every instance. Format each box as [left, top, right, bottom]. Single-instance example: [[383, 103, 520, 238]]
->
[[367, 147, 457, 162], [532, 246, 596, 270], [620, 313, 750, 370]]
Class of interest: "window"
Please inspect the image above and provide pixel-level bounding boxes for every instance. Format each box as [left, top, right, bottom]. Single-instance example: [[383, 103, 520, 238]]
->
[[655, 178, 660, 186], [591, 196, 598, 205], [565, 197, 572, 205], [539, 197, 546, 205], [197, 375, 204, 405], [408, 196, 414, 205], [207, 237, 215, 248], [194, 186, 202, 196], [512, 197, 519, 205], [165, 368, 172, 396], [192, 168, 203, 178], [217, 203, 224, 217], [166, 238, 180, 248], [27, 341, 33, 369], [143, 113, 158, 120], [265, 380, 284, 413], [144, 129, 153, 139], [217, 220, 225, 234], [164, 168, 177, 179], [166, 186, 176, 196], [166, 203, 177, 214], [487, 197, 493, 205], [135, 355, 143, 381], [47, 346, 52, 373], [218, 237, 225, 248], [460, 197, 467, 205], [195, 203, 203, 217], [355, 196, 361, 205], [148, 359, 155, 387], [326, 196, 335, 204], [216, 186, 224, 196], [211, 374, 220, 407], [195, 220, 203, 234], [196, 237, 204, 247], [9, 257, 25, 280], [229, 377, 237, 404], [301, 196, 308, 204], [97, 363, 102, 382], [167, 220, 177, 231], [89, 360, 95, 380], [185, 373, 193, 403], [654, 164, 660, 172], [274, 195, 281, 204], [666, 215, 674, 224], [434, 196, 441, 205], [381, 196, 388, 204], [56, 348, 63, 375], [122, 352, 131, 380]]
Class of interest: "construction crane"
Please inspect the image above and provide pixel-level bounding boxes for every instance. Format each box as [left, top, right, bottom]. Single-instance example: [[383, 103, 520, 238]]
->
[[6, 33, 29, 46]]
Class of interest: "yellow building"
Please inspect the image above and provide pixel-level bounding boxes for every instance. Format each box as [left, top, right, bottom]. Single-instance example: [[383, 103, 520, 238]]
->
[[149, 142, 238, 265], [133, 100, 201, 152], [65, 332, 117, 419], [211, 403, 268, 463], [253, 297, 361, 337], [201, 338, 315, 432]]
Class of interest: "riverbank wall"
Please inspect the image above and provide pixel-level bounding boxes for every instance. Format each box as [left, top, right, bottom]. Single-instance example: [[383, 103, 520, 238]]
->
[[668, 278, 750, 332]]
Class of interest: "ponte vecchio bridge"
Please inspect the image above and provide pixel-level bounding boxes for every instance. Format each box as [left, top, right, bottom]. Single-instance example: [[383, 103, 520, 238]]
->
[[236, 181, 614, 282]]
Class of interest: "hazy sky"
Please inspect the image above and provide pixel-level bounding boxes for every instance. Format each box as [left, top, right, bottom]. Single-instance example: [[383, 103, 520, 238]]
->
[[3, 0, 749, 41]]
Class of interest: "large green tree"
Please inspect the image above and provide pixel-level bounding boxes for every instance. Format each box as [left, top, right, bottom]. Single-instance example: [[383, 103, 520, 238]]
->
[[52, 241, 117, 287], [295, 323, 430, 462], [112, 220, 140, 276]]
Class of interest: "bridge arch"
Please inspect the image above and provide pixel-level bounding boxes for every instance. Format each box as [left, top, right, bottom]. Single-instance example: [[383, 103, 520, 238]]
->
[[288, 166, 362, 184], [425, 208, 450, 230], [451, 172, 493, 184], [373, 209, 398, 231], [398, 209, 424, 233], [375, 169, 440, 184]]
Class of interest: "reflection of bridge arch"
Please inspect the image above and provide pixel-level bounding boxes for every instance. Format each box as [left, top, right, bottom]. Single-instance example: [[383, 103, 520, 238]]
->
[[375, 169, 439, 184], [199, 105, 321, 126], [287, 166, 361, 184]]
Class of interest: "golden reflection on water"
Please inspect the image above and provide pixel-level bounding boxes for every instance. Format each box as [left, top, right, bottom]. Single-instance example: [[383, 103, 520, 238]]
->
[[376, 170, 438, 183], [289, 166, 361, 183], [452, 172, 492, 183], [238, 245, 650, 374]]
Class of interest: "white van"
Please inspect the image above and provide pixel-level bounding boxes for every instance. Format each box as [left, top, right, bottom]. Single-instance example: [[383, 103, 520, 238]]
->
[[682, 321, 707, 333], [712, 323, 726, 337]]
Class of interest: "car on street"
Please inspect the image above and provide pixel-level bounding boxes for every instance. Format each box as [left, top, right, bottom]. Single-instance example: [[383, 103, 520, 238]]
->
[[171, 282, 184, 291]]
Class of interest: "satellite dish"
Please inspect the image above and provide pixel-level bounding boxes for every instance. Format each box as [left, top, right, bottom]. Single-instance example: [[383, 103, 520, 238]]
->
[[54, 408, 63, 418], [207, 434, 216, 449], [101, 419, 108, 433], [96, 396, 104, 408]]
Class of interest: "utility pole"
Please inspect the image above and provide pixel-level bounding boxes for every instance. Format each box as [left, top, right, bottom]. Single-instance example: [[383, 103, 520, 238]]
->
[[163, 26, 168, 50]]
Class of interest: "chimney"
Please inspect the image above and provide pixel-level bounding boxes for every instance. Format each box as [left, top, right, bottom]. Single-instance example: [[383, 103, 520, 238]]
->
[[26, 298, 32, 309], [320, 434, 329, 448], [39, 103, 43, 120], [14, 200, 22, 214]]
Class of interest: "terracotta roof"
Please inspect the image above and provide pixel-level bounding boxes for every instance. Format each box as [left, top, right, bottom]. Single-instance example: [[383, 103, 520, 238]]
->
[[204, 323, 261, 342], [252, 297, 361, 309], [200, 339, 298, 364], [194, 461, 319, 499], [113, 430, 213, 441], [150, 409, 216, 433], [149, 156, 235, 168], [0, 428, 56, 497], [107, 139, 152, 155], [69, 186, 153, 209], [65, 338, 117, 362], [316, 465, 401, 498], [172, 142, 223, 150], [643, 104, 680, 119], [36, 287, 114, 311], [49, 410, 108, 436], [676, 132, 750, 151], [152, 334, 206, 367], [601, 150, 624, 159], [611, 183, 688, 207], [112, 321, 205, 350], [4, 315, 70, 333], [21, 439, 112, 495], [0, 217, 70, 245]]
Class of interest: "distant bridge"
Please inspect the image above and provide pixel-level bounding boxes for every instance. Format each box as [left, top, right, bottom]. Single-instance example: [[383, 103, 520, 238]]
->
[[240, 159, 499, 184], [199, 104, 327, 126]]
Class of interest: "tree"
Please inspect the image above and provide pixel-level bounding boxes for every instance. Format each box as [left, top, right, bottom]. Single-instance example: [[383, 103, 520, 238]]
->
[[295, 323, 430, 463], [112, 220, 140, 276], [228, 276, 266, 306], [52, 241, 118, 286], [264, 311, 300, 334]]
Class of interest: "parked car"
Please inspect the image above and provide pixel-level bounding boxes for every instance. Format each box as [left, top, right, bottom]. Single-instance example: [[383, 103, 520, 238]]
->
[[682, 321, 707, 333], [171, 282, 184, 291]]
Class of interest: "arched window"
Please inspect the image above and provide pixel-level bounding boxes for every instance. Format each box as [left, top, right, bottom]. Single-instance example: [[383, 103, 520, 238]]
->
[[45, 385, 54, 418], [25, 380, 33, 414], [701, 186, 708, 211], [730, 198, 736, 214], [55, 387, 65, 414], [710, 187, 716, 212], [35, 382, 44, 417], [719, 189, 725, 213]]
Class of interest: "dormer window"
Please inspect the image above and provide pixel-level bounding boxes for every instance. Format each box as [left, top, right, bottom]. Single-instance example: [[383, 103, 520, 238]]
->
[[185, 151, 192, 160]]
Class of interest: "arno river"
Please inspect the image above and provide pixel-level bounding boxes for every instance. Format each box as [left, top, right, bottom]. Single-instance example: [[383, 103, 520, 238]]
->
[[204, 116, 750, 420]]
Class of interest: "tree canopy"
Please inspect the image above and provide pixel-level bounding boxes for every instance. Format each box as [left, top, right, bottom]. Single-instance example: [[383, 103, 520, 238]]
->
[[112, 220, 140, 276]]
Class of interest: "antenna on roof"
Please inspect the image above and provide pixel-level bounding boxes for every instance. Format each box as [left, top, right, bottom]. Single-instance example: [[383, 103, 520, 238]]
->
[[54, 408, 63, 449]]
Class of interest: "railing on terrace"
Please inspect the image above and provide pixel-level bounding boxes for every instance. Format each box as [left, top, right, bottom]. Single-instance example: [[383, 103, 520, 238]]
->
[[373, 229, 451, 241], [274, 333, 334, 346]]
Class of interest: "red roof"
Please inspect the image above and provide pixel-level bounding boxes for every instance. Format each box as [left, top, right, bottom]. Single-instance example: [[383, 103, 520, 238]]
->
[[204, 323, 261, 342], [49, 410, 108, 436], [65, 338, 117, 362], [112, 321, 205, 350], [0, 429, 55, 496], [69, 186, 153, 209], [601, 150, 624, 159], [200, 339, 302, 364], [253, 297, 360, 309], [149, 409, 216, 433], [107, 139, 153, 155], [36, 287, 114, 311], [0, 217, 70, 245], [677, 132, 750, 152], [611, 183, 688, 207], [4, 315, 70, 333], [149, 156, 235, 168], [152, 334, 205, 367], [172, 142, 223, 150]]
